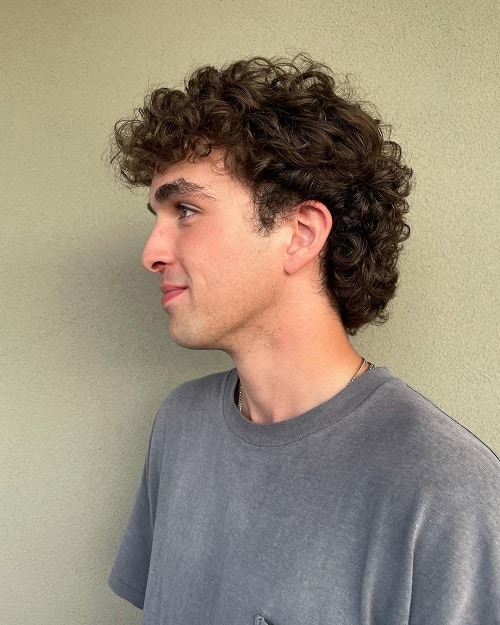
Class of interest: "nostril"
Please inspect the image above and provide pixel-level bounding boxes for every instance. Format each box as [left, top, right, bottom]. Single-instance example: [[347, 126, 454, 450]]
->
[[151, 261, 166, 272]]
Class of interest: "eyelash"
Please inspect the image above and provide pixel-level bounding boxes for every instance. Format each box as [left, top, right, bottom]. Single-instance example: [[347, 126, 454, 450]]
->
[[177, 203, 197, 219]]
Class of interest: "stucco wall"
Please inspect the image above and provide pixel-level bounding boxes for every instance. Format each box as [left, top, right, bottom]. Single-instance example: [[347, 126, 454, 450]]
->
[[1, 0, 498, 622]]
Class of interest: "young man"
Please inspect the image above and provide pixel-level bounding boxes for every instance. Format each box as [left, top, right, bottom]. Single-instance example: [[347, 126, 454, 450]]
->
[[108, 56, 499, 624]]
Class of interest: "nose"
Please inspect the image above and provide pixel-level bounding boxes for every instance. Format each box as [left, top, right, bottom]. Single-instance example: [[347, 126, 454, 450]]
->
[[141, 223, 175, 273]]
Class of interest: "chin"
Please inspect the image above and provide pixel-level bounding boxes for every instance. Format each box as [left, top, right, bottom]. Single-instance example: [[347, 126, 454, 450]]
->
[[172, 338, 217, 351], [167, 314, 236, 352], [168, 326, 219, 351]]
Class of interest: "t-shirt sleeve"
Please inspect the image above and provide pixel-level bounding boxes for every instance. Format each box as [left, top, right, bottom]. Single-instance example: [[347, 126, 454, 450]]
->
[[108, 424, 158, 609]]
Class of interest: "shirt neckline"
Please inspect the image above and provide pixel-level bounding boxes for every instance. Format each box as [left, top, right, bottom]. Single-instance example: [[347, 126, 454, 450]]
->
[[222, 366, 395, 447]]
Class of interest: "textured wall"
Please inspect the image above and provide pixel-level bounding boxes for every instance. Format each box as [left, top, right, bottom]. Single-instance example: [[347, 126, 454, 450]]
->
[[1, 0, 498, 623]]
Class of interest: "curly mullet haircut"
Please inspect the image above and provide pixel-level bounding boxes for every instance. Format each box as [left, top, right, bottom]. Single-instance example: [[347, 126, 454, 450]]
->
[[112, 55, 412, 334]]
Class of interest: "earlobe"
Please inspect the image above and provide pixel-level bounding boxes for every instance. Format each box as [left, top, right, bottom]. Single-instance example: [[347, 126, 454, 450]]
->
[[284, 201, 332, 275]]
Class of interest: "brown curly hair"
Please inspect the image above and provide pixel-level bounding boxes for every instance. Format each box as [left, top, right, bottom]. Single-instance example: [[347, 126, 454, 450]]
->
[[112, 55, 412, 334]]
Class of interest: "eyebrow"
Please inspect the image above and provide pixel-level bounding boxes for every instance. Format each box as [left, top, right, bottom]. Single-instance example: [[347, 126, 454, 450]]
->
[[147, 178, 216, 214]]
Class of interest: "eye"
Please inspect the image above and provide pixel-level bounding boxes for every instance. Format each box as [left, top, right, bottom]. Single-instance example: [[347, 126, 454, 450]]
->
[[178, 203, 197, 219]]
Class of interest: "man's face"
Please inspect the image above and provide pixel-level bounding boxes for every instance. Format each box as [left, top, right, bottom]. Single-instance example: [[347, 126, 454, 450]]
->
[[142, 151, 289, 353]]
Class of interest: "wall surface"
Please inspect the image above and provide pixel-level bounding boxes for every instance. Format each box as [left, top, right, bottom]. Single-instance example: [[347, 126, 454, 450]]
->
[[1, 0, 498, 623]]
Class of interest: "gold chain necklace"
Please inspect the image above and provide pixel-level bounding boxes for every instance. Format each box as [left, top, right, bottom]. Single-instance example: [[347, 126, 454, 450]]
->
[[237, 358, 374, 413]]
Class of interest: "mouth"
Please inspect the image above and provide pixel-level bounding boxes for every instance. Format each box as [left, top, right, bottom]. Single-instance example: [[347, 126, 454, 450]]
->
[[160, 285, 187, 307]]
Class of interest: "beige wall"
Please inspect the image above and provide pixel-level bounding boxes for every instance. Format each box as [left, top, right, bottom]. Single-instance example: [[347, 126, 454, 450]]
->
[[1, 0, 498, 622]]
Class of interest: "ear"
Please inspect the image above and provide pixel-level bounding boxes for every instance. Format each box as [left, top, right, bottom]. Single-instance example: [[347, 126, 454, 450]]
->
[[283, 201, 333, 275]]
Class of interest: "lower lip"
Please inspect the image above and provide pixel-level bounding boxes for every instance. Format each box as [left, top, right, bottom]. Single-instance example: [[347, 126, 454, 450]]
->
[[161, 288, 187, 307]]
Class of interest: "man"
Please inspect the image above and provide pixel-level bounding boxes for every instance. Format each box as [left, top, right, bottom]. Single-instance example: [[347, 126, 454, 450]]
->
[[108, 56, 499, 624]]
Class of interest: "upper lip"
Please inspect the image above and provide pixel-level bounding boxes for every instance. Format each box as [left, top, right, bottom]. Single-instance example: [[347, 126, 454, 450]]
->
[[160, 283, 187, 294]]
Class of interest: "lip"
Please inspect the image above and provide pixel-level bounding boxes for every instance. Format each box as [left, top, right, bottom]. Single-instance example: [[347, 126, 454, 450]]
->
[[160, 283, 187, 307]]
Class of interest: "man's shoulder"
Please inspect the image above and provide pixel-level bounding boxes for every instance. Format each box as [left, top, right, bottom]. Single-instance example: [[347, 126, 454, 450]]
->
[[360, 373, 499, 496], [149, 369, 234, 438], [166, 369, 233, 403], [372, 374, 497, 458]]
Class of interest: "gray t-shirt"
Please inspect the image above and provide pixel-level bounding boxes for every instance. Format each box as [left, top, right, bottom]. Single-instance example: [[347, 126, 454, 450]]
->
[[109, 367, 499, 624]]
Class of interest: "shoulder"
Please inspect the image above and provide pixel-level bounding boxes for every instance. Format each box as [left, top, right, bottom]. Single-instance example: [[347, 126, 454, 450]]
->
[[358, 372, 499, 506], [148, 369, 235, 442], [368, 375, 498, 464], [164, 369, 233, 406]]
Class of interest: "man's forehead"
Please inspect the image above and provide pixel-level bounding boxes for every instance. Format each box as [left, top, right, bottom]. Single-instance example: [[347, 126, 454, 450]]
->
[[148, 153, 246, 203], [152, 149, 225, 179]]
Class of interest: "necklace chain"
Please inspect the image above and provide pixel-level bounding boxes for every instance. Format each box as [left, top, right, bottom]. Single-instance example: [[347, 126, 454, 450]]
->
[[237, 357, 374, 414], [346, 357, 374, 386], [237, 381, 243, 412]]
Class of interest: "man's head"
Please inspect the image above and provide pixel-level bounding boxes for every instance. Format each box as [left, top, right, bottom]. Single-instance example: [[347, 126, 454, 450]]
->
[[112, 55, 412, 335]]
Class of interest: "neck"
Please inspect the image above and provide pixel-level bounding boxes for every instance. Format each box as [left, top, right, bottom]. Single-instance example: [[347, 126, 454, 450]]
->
[[228, 301, 369, 424]]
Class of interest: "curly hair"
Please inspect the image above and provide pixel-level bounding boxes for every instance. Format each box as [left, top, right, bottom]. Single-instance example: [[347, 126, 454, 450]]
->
[[112, 55, 412, 334]]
